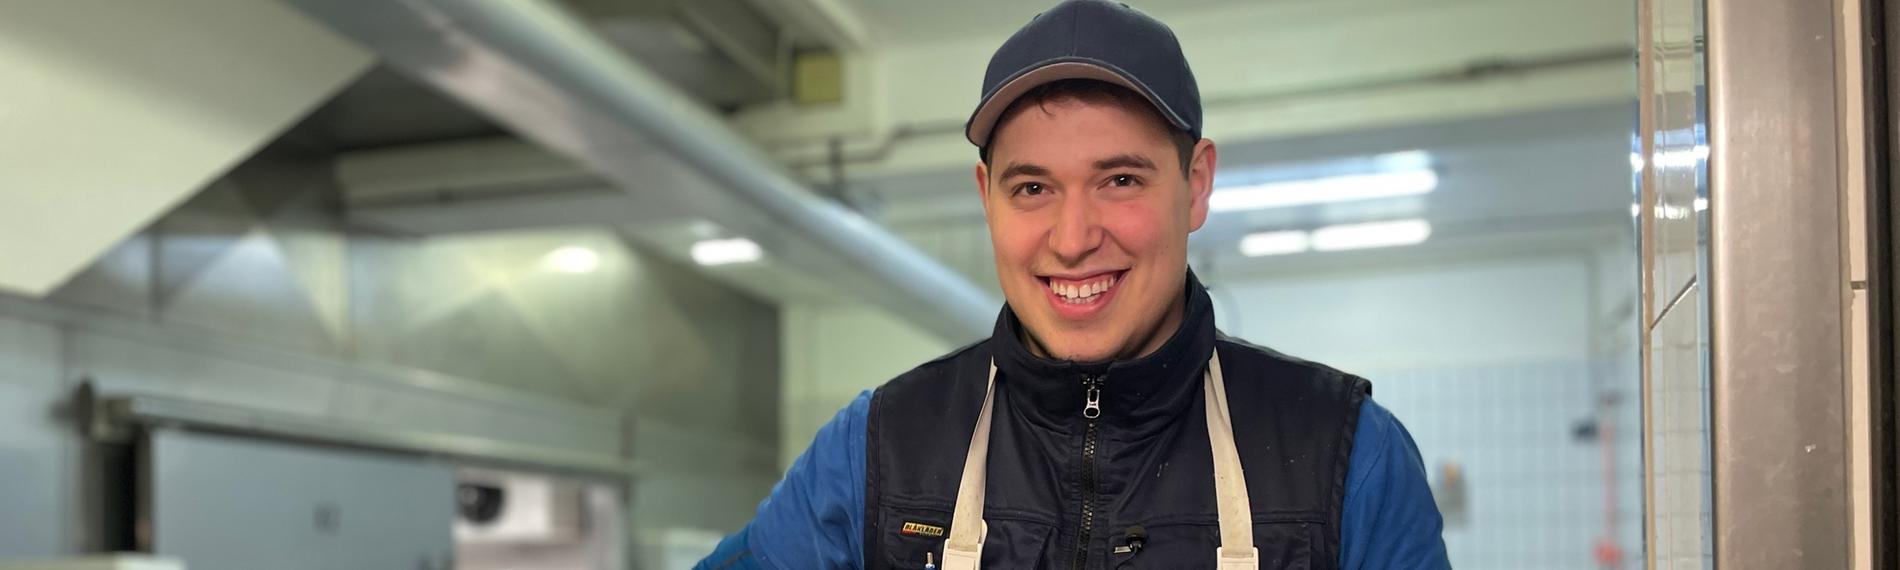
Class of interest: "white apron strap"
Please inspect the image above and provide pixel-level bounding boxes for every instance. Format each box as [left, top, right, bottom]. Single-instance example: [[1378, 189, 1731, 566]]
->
[[941, 354, 1256, 569], [1205, 350, 1260, 569], [940, 360, 998, 570]]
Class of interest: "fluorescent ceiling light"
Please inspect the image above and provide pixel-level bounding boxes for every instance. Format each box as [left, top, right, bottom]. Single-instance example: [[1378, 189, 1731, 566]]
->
[[541, 246, 601, 274], [1310, 219, 1432, 251], [1238, 231, 1310, 257], [691, 238, 763, 266], [1210, 169, 1438, 213]]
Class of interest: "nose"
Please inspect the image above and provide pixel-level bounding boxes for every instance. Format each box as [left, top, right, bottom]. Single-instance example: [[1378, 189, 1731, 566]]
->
[[1047, 191, 1103, 263]]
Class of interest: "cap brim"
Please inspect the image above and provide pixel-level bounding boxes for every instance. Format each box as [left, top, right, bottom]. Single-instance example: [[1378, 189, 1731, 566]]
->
[[964, 60, 1191, 147]]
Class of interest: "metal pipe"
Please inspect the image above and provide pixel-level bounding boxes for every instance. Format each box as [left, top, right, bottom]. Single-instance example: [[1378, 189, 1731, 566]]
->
[[282, 0, 996, 342]]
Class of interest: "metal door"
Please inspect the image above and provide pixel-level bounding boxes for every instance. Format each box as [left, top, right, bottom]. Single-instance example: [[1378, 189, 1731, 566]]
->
[[144, 430, 454, 570]]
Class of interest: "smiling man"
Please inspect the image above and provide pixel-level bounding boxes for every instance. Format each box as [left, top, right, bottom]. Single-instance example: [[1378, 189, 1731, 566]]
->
[[697, 1, 1448, 568]]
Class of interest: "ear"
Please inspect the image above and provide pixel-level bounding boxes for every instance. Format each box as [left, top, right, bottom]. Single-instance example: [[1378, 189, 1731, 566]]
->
[[1186, 138, 1218, 232], [975, 160, 993, 219]]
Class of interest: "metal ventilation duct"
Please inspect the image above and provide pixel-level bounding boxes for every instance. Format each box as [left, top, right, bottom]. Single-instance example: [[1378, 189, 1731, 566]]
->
[[281, 0, 995, 342], [0, 0, 372, 298]]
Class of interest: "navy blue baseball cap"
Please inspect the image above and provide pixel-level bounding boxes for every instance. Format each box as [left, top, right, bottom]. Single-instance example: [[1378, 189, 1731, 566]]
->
[[964, 0, 1203, 148]]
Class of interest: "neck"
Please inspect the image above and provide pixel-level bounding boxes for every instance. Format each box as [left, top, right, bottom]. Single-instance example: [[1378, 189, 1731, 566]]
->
[[1134, 291, 1189, 358]]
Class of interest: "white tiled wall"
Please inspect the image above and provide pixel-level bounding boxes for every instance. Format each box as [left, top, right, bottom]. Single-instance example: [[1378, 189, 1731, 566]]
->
[[1376, 359, 1643, 569], [1211, 252, 1643, 569]]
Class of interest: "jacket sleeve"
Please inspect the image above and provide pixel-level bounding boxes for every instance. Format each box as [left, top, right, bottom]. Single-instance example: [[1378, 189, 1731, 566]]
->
[[696, 390, 872, 570], [1338, 397, 1452, 569]]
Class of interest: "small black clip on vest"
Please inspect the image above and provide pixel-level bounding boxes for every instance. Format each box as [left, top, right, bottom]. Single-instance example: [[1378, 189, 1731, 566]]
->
[[1113, 525, 1147, 555]]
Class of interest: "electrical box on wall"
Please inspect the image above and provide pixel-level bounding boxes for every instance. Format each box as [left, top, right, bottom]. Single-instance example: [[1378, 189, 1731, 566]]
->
[[792, 49, 844, 106]]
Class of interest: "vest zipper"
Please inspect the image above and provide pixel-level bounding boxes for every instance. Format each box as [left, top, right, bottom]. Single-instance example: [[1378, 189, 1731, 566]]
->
[[1074, 374, 1104, 569]]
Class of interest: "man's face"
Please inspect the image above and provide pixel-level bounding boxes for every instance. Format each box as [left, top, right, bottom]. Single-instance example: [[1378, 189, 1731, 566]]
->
[[976, 97, 1216, 362]]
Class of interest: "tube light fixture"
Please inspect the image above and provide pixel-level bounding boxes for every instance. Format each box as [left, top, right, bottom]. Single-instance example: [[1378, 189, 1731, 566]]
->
[[691, 238, 763, 266], [1237, 231, 1310, 257], [542, 246, 602, 274], [1310, 219, 1432, 251], [1210, 169, 1438, 213]]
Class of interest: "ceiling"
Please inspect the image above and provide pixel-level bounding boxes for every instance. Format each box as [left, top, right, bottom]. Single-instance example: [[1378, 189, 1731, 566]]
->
[[836, 0, 1303, 44]]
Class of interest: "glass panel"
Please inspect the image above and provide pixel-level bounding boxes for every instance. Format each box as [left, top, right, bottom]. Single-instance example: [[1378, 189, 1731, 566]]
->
[[1639, 0, 1713, 566]]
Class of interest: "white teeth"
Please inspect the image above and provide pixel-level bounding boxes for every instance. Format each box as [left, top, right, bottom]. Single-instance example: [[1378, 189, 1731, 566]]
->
[[1051, 275, 1117, 302]]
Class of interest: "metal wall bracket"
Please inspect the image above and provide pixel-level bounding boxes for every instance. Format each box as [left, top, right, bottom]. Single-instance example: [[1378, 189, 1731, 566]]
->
[[78, 383, 639, 482]]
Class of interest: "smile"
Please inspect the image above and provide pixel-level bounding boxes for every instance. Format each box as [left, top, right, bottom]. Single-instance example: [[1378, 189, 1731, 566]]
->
[[1041, 270, 1125, 315]]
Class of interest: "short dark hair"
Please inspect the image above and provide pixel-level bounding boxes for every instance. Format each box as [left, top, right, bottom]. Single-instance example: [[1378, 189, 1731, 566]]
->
[[979, 79, 1199, 177]]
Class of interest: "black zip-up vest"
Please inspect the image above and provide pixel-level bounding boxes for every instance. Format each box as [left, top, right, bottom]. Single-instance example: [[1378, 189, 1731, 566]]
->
[[862, 272, 1370, 569]]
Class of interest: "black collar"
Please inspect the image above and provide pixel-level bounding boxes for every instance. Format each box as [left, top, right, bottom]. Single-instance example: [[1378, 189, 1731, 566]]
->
[[990, 269, 1216, 434]]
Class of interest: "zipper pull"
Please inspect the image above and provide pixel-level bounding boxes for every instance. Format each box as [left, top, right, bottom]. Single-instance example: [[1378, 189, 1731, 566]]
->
[[1083, 376, 1102, 419]]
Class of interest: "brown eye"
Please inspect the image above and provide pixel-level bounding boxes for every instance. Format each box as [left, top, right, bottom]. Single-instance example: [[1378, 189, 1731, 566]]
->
[[1110, 175, 1139, 187], [1016, 183, 1047, 196]]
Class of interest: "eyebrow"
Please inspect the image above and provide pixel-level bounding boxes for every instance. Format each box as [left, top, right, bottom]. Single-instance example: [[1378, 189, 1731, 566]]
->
[[997, 162, 1050, 181], [994, 154, 1160, 182], [1094, 154, 1157, 171]]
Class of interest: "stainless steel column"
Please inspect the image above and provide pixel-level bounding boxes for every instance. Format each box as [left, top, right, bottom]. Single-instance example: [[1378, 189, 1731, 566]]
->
[[1705, 0, 1852, 566]]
